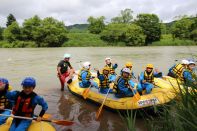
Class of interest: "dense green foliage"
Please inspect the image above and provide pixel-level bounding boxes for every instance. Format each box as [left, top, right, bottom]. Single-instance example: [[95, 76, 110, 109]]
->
[[1, 15, 68, 47], [0, 11, 196, 48], [0, 27, 4, 40], [6, 14, 16, 27], [100, 23, 145, 46], [135, 14, 162, 45], [171, 17, 195, 39], [62, 32, 108, 47], [87, 16, 105, 34], [3, 21, 21, 43]]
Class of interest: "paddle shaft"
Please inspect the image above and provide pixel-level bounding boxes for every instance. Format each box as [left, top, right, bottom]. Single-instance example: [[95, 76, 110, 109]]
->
[[96, 88, 111, 119]]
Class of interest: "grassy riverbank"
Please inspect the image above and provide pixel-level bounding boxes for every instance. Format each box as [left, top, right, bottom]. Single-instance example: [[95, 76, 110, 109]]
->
[[119, 79, 197, 131], [0, 34, 196, 48]]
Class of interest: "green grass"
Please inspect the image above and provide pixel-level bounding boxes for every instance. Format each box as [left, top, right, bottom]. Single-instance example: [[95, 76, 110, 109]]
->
[[152, 34, 197, 46], [119, 76, 197, 131]]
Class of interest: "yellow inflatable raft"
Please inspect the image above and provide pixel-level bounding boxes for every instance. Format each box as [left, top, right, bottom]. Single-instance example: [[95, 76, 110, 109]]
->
[[0, 117, 56, 131], [67, 72, 177, 110]]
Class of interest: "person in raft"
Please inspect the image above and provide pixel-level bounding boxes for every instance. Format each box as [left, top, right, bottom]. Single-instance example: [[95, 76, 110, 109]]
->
[[57, 53, 75, 91], [183, 60, 197, 85], [78, 61, 98, 88], [6, 77, 48, 131], [120, 62, 136, 79], [167, 59, 189, 81], [0, 78, 13, 125], [138, 64, 162, 94], [114, 68, 138, 98], [104, 57, 118, 82], [96, 67, 114, 94]]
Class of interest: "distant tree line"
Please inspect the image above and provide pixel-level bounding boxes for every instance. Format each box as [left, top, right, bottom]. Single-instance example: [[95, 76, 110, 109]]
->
[[0, 9, 196, 47], [0, 14, 68, 47], [87, 9, 197, 46]]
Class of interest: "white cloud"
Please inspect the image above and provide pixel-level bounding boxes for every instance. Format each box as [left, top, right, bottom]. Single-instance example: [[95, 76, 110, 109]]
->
[[0, 0, 196, 27]]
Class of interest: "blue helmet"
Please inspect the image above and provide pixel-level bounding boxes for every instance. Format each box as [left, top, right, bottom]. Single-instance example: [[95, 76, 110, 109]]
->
[[0, 78, 9, 85], [21, 77, 36, 88]]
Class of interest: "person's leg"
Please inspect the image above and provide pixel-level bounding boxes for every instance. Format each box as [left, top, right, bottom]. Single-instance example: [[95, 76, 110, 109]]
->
[[137, 83, 143, 93], [9, 119, 17, 131], [0, 110, 11, 125], [145, 83, 154, 94], [14, 119, 32, 131]]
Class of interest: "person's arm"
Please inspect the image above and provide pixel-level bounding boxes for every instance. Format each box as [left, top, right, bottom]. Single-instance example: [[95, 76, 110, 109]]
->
[[67, 62, 73, 69], [118, 79, 129, 93], [81, 72, 91, 85], [131, 72, 136, 79], [139, 72, 145, 83], [183, 71, 195, 83], [6, 91, 19, 101], [36, 96, 48, 117]]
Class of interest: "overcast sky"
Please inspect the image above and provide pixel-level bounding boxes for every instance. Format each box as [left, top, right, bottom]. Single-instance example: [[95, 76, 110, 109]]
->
[[0, 0, 196, 27]]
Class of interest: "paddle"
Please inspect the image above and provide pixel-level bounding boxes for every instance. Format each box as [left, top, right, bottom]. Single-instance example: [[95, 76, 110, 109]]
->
[[0, 114, 74, 126], [95, 83, 114, 120], [82, 85, 91, 99], [128, 85, 141, 102], [1, 109, 52, 119]]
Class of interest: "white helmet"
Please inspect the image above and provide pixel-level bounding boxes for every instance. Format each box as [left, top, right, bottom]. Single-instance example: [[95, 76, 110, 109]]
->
[[181, 59, 189, 65], [64, 53, 71, 58], [188, 60, 195, 65], [83, 61, 91, 69], [105, 57, 111, 61], [122, 68, 131, 74]]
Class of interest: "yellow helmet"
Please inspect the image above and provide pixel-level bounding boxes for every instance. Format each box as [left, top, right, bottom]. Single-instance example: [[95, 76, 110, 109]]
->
[[125, 62, 132, 67], [146, 64, 154, 68], [103, 67, 110, 72]]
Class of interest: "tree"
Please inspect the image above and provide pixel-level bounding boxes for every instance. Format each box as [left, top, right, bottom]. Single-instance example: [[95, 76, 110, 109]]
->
[[22, 15, 41, 41], [124, 24, 145, 46], [3, 21, 21, 42], [37, 17, 68, 47], [135, 14, 161, 45], [100, 23, 145, 46], [0, 27, 4, 40], [6, 14, 16, 27], [171, 17, 194, 39], [111, 9, 133, 24], [190, 29, 197, 42], [87, 16, 105, 34], [100, 23, 127, 43]]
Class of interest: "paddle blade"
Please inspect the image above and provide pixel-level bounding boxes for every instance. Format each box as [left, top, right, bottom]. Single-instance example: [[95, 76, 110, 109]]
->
[[52, 120, 74, 126], [131, 92, 141, 102], [82, 88, 90, 99], [96, 105, 103, 120], [43, 114, 52, 119]]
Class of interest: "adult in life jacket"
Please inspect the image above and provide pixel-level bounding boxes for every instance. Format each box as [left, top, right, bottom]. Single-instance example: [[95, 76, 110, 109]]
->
[[96, 67, 114, 94], [57, 53, 75, 91], [6, 77, 48, 131], [78, 61, 98, 88], [0, 78, 12, 125], [183, 60, 197, 85], [138, 64, 161, 94], [168, 59, 189, 81], [120, 62, 136, 79], [104, 57, 118, 82], [114, 68, 138, 98]]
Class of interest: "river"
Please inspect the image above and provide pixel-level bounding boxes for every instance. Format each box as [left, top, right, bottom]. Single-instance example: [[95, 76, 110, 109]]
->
[[0, 46, 196, 131]]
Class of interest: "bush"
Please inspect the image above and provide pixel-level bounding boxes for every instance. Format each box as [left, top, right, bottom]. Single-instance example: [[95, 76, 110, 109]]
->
[[12, 41, 37, 48], [62, 33, 108, 47]]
